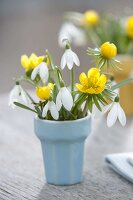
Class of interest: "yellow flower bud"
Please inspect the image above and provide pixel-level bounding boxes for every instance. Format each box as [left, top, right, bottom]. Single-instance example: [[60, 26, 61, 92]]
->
[[21, 55, 30, 70], [48, 83, 55, 90], [21, 53, 45, 71], [100, 42, 117, 59], [36, 83, 54, 100], [36, 86, 51, 100], [126, 16, 133, 38], [29, 53, 38, 68], [82, 10, 99, 27]]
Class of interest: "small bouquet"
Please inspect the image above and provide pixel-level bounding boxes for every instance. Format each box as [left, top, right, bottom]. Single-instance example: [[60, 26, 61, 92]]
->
[[9, 40, 133, 127], [59, 10, 133, 54]]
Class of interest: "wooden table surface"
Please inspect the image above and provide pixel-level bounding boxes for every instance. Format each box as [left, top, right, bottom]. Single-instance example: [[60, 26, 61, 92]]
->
[[0, 93, 133, 200]]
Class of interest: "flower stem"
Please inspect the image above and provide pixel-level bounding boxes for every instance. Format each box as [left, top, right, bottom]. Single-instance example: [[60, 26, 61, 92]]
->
[[46, 50, 60, 90], [14, 76, 36, 86], [82, 98, 88, 117], [71, 68, 75, 98]]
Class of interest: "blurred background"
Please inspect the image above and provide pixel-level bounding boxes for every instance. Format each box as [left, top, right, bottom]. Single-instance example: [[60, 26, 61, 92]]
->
[[1, 0, 133, 94]]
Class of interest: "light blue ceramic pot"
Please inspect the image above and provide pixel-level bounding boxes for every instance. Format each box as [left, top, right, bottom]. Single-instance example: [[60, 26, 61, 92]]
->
[[34, 115, 91, 185]]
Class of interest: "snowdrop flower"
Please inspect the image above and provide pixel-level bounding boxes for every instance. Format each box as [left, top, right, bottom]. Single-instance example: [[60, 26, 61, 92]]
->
[[31, 62, 49, 84], [58, 23, 86, 47], [105, 102, 126, 127], [9, 84, 30, 109], [61, 49, 80, 70], [56, 87, 73, 111], [42, 101, 59, 120]]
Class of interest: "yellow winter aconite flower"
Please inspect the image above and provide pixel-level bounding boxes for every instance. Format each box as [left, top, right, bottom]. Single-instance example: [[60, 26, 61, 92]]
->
[[75, 68, 107, 94], [21, 53, 45, 71], [126, 16, 133, 38], [82, 10, 99, 27], [100, 42, 117, 59], [36, 83, 54, 100]]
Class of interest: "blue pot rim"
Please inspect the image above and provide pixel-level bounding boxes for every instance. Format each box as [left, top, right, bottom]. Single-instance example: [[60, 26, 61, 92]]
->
[[35, 115, 91, 124]]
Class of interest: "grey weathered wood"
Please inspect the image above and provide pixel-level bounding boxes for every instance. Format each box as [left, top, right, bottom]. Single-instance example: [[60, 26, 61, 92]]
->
[[0, 93, 133, 200]]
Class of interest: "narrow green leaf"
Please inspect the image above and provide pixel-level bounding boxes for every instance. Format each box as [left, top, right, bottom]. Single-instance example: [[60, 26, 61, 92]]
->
[[52, 86, 58, 102], [63, 107, 77, 120], [74, 93, 86, 104], [93, 95, 102, 111], [14, 102, 37, 113], [35, 105, 42, 117], [97, 93, 108, 104], [88, 95, 93, 113], [24, 90, 36, 104], [104, 88, 116, 96], [112, 78, 133, 90], [98, 58, 106, 70]]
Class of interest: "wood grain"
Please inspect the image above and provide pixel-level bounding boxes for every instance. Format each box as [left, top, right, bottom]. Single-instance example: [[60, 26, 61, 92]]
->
[[0, 94, 133, 200]]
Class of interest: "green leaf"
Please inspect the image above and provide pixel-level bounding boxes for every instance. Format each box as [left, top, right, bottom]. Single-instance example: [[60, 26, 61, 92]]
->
[[14, 102, 37, 113], [24, 90, 36, 104], [93, 95, 102, 111], [52, 85, 58, 102], [102, 89, 116, 101], [112, 78, 133, 90], [77, 95, 87, 108], [35, 105, 42, 117], [97, 93, 108, 105], [25, 69, 33, 78], [74, 93, 86, 104], [88, 95, 93, 113], [98, 58, 106, 70], [63, 107, 77, 120]]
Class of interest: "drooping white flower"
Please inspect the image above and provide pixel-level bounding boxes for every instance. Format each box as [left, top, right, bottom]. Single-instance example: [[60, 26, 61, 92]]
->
[[56, 87, 73, 111], [106, 102, 126, 127], [61, 49, 80, 70], [31, 62, 49, 84], [42, 101, 59, 120], [58, 22, 86, 47], [9, 85, 30, 109]]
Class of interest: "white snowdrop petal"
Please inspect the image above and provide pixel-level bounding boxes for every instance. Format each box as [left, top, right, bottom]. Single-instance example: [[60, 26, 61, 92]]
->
[[72, 51, 80, 66], [42, 102, 49, 118], [58, 23, 72, 47], [102, 104, 112, 114], [118, 104, 126, 126], [66, 50, 74, 70], [49, 102, 59, 120], [61, 87, 73, 111], [58, 22, 86, 47], [21, 90, 30, 105], [107, 103, 118, 127], [9, 89, 16, 106], [31, 66, 39, 80], [8, 85, 20, 107], [39, 62, 49, 83], [56, 91, 62, 111], [61, 54, 67, 70], [72, 29, 86, 46]]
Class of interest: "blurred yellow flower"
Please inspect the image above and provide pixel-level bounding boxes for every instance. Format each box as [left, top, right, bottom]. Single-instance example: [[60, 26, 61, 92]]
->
[[75, 68, 107, 94], [126, 16, 133, 38], [21, 53, 45, 71], [36, 83, 54, 100], [82, 10, 99, 27], [100, 42, 117, 59]]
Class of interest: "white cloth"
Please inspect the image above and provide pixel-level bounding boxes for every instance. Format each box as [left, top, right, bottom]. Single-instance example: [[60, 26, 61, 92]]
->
[[105, 153, 133, 183]]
